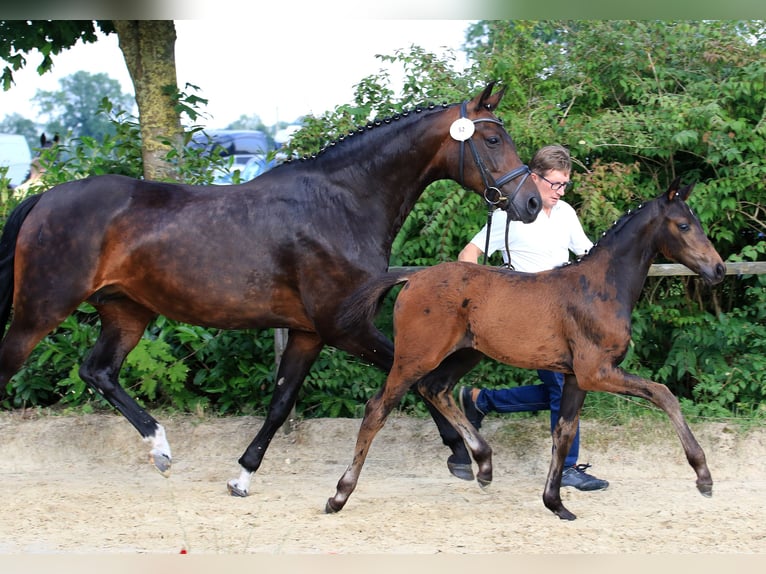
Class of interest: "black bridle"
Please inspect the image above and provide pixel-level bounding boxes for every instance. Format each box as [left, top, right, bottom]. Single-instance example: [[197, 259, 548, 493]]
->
[[456, 100, 530, 267]]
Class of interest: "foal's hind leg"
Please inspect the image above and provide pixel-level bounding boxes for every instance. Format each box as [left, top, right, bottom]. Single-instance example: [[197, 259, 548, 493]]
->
[[79, 301, 170, 473], [227, 330, 323, 497], [331, 326, 478, 481], [325, 375, 414, 513]]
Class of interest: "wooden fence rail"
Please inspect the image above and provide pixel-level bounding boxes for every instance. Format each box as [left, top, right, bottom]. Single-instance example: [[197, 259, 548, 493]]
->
[[389, 261, 766, 276]]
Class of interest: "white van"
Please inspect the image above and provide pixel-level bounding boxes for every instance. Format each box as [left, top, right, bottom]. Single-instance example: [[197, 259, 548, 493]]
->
[[0, 134, 32, 188]]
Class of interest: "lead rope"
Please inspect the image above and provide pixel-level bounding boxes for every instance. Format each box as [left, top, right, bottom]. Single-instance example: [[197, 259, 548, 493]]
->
[[481, 206, 493, 266], [503, 214, 514, 270], [480, 207, 514, 270]]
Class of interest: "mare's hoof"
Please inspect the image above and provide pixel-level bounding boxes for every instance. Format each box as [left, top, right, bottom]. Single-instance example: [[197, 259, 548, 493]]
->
[[226, 481, 249, 497], [447, 455, 474, 481], [697, 482, 713, 498], [149, 452, 172, 477]]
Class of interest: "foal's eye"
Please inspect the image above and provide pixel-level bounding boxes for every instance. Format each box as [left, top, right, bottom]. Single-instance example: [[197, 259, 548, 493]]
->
[[679, 223, 690, 232]]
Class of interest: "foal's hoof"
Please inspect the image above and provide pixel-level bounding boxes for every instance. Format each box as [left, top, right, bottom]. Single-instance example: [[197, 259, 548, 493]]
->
[[325, 498, 342, 514], [149, 451, 172, 477], [556, 507, 577, 521], [226, 481, 249, 498], [447, 455, 475, 481], [697, 482, 713, 498], [477, 476, 492, 490]]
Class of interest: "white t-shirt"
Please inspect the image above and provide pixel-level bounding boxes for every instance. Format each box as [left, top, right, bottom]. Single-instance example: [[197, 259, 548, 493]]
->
[[468, 200, 593, 272]]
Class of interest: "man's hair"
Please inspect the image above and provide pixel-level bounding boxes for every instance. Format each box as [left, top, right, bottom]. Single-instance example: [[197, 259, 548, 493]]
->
[[530, 145, 571, 175]]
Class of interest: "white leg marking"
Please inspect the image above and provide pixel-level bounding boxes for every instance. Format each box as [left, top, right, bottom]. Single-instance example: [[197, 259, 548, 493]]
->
[[227, 467, 253, 497], [144, 424, 172, 476]]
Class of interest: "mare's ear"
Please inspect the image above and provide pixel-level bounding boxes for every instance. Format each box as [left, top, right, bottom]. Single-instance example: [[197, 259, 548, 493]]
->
[[471, 81, 506, 112], [666, 175, 694, 202]]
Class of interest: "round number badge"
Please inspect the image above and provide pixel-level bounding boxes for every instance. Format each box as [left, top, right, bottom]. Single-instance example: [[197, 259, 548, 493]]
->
[[449, 117, 475, 141]]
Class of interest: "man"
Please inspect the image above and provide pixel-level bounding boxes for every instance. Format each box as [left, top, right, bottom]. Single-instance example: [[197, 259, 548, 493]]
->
[[457, 144, 608, 491]]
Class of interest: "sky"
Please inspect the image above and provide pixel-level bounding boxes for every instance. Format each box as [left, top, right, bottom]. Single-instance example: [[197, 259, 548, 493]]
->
[[0, 20, 474, 130]]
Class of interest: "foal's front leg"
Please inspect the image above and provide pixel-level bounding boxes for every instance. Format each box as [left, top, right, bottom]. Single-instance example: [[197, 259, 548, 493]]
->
[[542, 374, 586, 521], [415, 348, 486, 482], [414, 351, 493, 488]]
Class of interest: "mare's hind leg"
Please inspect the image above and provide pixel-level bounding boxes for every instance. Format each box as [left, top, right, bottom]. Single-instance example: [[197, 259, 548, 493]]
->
[[325, 374, 414, 513], [227, 330, 323, 497], [0, 308, 76, 397], [78, 301, 170, 474], [542, 374, 586, 521]]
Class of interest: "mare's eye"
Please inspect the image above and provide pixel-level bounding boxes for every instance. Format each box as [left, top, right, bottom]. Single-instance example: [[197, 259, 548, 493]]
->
[[486, 136, 500, 145]]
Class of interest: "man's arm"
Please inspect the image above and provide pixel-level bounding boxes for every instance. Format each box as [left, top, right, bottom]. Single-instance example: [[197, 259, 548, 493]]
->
[[458, 242, 484, 263]]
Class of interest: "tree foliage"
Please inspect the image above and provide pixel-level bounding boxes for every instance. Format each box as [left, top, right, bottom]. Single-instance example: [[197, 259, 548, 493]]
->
[[32, 70, 135, 140], [0, 20, 113, 90]]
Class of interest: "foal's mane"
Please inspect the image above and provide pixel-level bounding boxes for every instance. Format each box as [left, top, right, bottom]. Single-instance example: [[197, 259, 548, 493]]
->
[[559, 199, 653, 269]]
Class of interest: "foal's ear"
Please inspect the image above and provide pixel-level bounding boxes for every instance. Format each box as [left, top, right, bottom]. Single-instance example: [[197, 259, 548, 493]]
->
[[472, 81, 506, 112], [666, 176, 694, 202]]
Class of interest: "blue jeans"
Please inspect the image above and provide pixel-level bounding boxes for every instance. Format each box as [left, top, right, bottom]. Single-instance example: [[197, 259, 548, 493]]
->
[[475, 370, 580, 468]]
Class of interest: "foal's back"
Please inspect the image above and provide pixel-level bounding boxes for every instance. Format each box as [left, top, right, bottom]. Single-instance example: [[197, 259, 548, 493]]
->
[[391, 260, 625, 378]]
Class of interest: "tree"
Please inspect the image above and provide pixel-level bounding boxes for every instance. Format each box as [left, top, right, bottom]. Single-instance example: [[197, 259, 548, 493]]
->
[[0, 20, 182, 180], [112, 20, 182, 181], [33, 71, 135, 140]]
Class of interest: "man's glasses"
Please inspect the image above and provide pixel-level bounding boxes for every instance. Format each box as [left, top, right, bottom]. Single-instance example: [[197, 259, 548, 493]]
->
[[537, 174, 574, 192]]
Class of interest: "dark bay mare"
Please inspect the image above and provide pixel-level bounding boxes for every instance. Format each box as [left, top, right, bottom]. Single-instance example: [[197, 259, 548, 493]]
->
[[0, 83, 542, 497], [326, 178, 726, 520]]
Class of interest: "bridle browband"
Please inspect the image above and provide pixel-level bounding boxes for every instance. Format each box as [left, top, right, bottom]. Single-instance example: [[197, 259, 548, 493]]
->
[[456, 100, 531, 267]]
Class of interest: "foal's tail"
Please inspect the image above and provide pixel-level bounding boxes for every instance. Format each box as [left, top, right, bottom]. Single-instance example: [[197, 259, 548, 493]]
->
[[336, 269, 418, 332], [0, 194, 43, 338]]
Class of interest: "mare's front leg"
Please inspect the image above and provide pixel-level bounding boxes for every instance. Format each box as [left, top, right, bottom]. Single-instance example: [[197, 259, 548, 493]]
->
[[542, 374, 586, 521], [227, 330, 323, 497], [325, 374, 413, 513], [79, 303, 172, 474]]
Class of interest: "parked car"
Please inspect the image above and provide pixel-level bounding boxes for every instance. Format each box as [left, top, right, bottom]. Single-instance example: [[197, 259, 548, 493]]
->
[[189, 129, 276, 184], [0, 134, 32, 188]]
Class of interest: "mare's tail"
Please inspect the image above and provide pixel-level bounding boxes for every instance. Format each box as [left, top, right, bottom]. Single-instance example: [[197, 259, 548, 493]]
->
[[0, 194, 44, 338], [336, 269, 418, 332]]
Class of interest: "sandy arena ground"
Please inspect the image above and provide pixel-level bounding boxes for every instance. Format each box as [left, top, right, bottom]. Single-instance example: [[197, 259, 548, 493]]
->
[[0, 410, 764, 555]]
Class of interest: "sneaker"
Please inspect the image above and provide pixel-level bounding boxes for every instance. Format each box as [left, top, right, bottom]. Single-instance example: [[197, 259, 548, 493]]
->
[[458, 386, 485, 429], [561, 463, 609, 491]]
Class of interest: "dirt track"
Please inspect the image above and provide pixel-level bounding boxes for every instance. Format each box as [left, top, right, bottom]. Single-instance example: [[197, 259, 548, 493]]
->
[[0, 410, 764, 554]]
